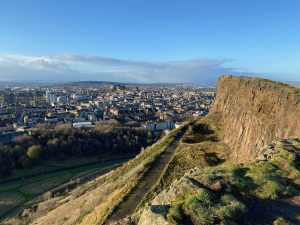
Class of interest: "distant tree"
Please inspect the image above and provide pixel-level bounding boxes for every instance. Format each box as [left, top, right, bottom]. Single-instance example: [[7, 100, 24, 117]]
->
[[27, 145, 43, 161], [0, 151, 13, 176], [13, 135, 36, 148], [20, 156, 33, 169], [147, 131, 153, 139]]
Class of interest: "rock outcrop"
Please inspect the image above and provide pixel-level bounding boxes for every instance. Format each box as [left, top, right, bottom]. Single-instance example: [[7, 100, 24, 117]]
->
[[208, 76, 300, 162], [138, 172, 203, 225]]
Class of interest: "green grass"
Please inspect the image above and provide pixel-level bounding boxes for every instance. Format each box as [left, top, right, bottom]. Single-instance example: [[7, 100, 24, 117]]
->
[[1, 155, 130, 182], [19, 173, 73, 195], [0, 192, 25, 216], [0, 157, 131, 220], [0, 165, 58, 182], [167, 189, 246, 225]]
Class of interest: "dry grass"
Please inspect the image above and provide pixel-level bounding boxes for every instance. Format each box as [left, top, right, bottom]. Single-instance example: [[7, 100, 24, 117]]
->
[[78, 176, 139, 225]]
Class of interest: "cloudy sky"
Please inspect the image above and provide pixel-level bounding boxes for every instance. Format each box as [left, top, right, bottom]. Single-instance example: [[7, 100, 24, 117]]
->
[[0, 1, 299, 83], [0, 54, 256, 83]]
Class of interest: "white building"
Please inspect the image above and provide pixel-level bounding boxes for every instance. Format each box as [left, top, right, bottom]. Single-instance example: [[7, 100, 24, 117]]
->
[[142, 120, 175, 131], [73, 122, 95, 128]]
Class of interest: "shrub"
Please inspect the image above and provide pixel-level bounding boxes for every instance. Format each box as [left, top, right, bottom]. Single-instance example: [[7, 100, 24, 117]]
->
[[27, 145, 43, 161]]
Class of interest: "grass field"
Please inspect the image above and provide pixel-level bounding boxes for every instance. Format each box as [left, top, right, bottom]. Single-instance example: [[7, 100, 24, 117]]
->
[[0, 192, 25, 216], [0, 155, 133, 220]]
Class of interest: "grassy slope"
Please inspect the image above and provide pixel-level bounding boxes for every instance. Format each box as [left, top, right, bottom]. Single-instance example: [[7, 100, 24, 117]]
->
[[165, 137, 300, 224]]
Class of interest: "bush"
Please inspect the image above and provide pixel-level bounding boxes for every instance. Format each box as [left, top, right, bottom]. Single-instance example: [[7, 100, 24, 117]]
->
[[27, 145, 43, 161]]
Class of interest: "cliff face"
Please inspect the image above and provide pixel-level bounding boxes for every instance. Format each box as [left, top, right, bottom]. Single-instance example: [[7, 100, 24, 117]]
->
[[208, 75, 300, 162]]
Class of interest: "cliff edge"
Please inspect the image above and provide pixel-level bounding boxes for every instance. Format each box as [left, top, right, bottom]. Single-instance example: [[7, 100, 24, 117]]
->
[[208, 75, 300, 162]]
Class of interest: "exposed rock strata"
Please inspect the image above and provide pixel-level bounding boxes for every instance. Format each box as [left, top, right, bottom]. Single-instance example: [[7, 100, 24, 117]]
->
[[208, 76, 300, 162]]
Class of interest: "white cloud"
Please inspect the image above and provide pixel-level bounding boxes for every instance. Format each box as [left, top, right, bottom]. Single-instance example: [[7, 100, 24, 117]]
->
[[0, 54, 257, 83]]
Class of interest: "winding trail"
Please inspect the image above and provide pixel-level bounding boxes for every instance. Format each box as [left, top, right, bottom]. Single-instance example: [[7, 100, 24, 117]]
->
[[105, 131, 185, 224]]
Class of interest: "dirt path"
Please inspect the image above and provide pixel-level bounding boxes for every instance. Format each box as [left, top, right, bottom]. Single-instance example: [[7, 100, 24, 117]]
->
[[105, 135, 183, 224]]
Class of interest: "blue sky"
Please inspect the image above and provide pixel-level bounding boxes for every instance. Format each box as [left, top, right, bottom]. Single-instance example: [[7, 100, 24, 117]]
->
[[0, 0, 299, 83]]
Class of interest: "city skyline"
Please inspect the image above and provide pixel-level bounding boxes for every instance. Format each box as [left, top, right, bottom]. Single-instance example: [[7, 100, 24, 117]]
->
[[0, 0, 300, 83]]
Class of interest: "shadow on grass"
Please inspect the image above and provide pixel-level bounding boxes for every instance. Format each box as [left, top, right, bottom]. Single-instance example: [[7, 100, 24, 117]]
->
[[182, 123, 218, 144], [204, 152, 225, 166], [244, 195, 300, 224]]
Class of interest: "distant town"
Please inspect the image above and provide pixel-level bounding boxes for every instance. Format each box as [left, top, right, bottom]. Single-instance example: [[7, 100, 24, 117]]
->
[[0, 81, 215, 143]]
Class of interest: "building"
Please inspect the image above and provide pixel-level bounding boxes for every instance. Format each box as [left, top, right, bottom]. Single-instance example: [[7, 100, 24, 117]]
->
[[73, 122, 95, 128], [1, 92, 16, 105], [142, 120, 175, 131], [46, 90, 56, 104], [57, 95, 68, 104]]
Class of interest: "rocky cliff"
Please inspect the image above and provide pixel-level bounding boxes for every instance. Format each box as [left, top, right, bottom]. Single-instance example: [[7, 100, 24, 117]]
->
[[208, 75, 300, 162]]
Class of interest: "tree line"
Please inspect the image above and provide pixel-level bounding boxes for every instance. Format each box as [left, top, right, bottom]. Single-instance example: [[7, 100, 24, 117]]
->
[[0, 121, 160, 176]]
